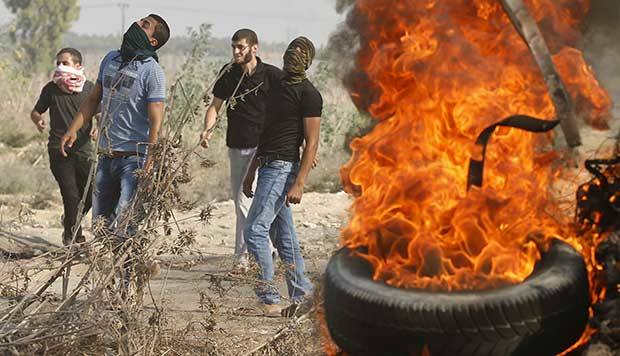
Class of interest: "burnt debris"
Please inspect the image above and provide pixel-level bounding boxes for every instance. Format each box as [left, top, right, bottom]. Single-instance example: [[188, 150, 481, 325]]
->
[[576, 156, 620, 234]]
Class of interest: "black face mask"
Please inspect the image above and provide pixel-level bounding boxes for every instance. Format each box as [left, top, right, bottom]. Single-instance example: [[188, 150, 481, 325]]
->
[[120, 22, 159, 63]]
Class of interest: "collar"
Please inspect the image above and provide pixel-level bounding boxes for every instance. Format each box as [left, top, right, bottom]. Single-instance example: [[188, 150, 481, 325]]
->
[[232, 56, 265, 76], [110, 50, 154, 64]]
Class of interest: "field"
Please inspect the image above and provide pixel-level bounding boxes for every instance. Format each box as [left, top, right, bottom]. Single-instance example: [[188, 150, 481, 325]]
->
[[1, 24, 619, 355], [0, 33, 367, 355]]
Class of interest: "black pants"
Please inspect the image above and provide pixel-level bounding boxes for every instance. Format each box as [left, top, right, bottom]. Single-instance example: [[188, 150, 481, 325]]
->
[[48, 150, 93, 242]]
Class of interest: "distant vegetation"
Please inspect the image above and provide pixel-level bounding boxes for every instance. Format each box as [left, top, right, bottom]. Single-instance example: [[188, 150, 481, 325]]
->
[[0, 11, 367, 206], [3, 0, 80, 71], [63, 32, 290, 61]]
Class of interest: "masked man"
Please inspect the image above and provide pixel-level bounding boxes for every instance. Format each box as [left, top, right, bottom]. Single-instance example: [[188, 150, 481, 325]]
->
[[61, 14, 170, 234], [242, 37, 321, 317]]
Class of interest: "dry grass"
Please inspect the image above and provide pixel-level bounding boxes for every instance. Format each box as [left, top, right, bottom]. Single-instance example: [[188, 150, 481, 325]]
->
[[0, 159, 58, 209], [0, 37, 360, 354], [0, 54, 336, 355]]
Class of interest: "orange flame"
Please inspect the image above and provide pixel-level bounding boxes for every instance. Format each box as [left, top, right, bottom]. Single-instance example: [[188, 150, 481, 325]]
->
[[340, 0, 611, 292]]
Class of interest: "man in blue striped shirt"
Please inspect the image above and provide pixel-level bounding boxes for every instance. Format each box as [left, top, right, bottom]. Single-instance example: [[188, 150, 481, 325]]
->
[[61, 14, 170, 234]]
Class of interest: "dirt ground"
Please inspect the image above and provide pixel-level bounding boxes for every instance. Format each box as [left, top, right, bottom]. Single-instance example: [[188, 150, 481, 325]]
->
[[0, 190, 350, 355], [0, 107, 618, 355]]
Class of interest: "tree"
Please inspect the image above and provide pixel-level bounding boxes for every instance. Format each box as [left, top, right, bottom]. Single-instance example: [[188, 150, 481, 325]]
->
[[3, 0, 80, 72]]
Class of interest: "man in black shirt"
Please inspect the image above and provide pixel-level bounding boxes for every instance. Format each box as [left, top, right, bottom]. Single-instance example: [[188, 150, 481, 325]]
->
[[200, 29, 282, 268], [31, 48, 95, 245], [241, 37, 322, 316]]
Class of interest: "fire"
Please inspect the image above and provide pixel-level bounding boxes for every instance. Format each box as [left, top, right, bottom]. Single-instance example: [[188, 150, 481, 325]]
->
[[339, 0, 611, 291]]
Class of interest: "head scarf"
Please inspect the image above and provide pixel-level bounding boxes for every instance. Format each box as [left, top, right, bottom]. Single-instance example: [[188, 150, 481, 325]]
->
[[53, 65, 86, 94], [283, 36, 316, 84], [120, 22, 159, 63]]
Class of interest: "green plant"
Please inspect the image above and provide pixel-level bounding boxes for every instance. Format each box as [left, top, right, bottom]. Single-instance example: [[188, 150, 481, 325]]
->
[[3, 0, 80, 72]]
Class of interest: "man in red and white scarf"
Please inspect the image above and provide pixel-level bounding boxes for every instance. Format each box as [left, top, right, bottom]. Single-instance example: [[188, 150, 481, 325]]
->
[[30, 48, 96, 246], [53, 64, 86, 94]]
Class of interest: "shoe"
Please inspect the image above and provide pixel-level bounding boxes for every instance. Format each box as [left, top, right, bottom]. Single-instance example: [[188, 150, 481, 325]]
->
[[256, 301, 282, 318], [63, 235, 86, 246]]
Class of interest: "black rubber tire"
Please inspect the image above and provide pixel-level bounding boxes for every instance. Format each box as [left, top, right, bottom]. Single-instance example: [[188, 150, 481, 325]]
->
[[323, 239, 590, 356]]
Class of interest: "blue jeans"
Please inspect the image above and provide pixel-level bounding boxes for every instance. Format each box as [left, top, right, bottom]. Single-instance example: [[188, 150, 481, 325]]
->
[[244, 160, 314, 305], [92, 155, 143, 235]]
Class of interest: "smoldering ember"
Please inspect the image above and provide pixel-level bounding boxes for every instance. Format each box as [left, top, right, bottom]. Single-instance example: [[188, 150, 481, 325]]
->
[[0, 1, 619, 356]]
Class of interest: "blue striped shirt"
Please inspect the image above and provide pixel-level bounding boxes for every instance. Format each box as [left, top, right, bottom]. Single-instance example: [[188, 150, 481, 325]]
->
[[96, 50, 166, 154]]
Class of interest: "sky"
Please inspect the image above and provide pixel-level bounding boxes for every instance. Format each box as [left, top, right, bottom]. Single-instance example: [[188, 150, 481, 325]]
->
[[0, 0, 346, 45]]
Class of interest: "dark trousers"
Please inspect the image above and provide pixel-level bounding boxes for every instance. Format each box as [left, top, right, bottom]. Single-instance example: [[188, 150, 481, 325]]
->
[[48, 150, 93, 242]]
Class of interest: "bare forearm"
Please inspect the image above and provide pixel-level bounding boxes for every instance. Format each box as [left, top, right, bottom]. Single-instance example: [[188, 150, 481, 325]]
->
[[79, 100, 97, 126], [204, 105, 218, 132], [68, 112, 86, 134], [295, 140, 318, 187], [148, 103, 164, 145], [203, 98, 223, 131], [69, 93, 98, 133], [200, 98, 224, 149], [295, 117, 321, 187], [30, 110, 42, 125]]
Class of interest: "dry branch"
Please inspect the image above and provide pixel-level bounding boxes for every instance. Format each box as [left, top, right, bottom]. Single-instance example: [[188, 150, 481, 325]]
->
[[499, 0, 581, 148]]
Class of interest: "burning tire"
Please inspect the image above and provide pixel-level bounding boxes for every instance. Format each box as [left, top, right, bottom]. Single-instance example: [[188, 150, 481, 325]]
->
[[324, 239, 589, 356]]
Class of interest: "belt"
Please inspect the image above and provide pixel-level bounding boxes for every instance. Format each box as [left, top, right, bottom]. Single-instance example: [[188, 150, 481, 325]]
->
[[256, 154, 297, 167], [99, 151, 143, 159]]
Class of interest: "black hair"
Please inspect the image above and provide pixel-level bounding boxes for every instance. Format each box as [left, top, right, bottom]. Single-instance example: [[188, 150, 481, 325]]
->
[[232, 29, 259, 46], [56, 47, 83, 65], [148, 13, 170, 50]]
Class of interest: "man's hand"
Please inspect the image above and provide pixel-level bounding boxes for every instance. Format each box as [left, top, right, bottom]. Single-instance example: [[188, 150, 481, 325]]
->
[[34, 119, 46, 133], [60, 131, 77, 157], [90, 126, 98, 141], [242, 173, 255, 198], [144, 155, 154, 174], [200, 129, 212, 148], [286, 182, 304, 206]]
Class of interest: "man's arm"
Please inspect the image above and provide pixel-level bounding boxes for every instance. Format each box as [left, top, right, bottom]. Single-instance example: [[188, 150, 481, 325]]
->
[[31, 85, 50, 133], [287, 117, 320, 205], [30, 110, 46, 133], [242, 156, 261, 198], [144, 101, 165, 170], [60, 83, 102, 156], [200, 97, 224, 148]]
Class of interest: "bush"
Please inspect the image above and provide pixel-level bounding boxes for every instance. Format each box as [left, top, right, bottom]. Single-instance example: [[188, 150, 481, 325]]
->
[[0, 160, 57, 200]]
